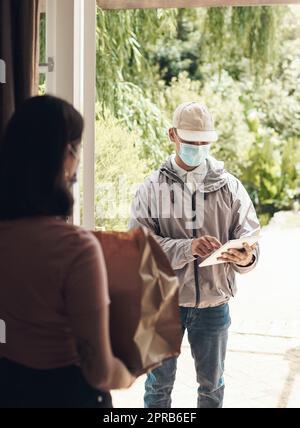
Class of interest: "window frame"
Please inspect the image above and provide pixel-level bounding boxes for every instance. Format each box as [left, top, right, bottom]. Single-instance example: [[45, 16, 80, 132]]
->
[[41, 0, 96, 229], [97, 0, 296, 10]]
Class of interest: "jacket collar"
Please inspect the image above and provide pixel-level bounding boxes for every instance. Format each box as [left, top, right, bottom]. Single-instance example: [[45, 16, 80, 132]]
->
[[159, 155, 228, 193]]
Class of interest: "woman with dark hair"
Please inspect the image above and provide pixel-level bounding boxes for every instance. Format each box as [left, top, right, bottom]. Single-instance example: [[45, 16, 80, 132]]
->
[[0, 95, 135, 408]]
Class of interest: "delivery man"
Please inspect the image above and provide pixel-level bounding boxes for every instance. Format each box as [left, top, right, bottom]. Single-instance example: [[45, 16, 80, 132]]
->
[[130, 102, 260, 408]]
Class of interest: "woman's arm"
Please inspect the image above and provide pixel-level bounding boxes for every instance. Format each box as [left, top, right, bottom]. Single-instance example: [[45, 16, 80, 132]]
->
[[70, 309, 135, 391], [64, 231, 136, 390]]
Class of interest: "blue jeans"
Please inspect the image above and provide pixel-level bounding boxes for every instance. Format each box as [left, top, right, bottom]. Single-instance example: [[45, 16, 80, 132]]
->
[[144, 304, 231, 408]]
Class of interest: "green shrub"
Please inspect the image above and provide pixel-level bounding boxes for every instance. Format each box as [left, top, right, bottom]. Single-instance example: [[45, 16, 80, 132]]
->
[[240, 127, 300, 224], [95, 110, 148, 231]]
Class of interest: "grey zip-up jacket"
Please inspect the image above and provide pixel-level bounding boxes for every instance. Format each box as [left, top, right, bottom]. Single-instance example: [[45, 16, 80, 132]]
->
[[129, 155, 260, 308]]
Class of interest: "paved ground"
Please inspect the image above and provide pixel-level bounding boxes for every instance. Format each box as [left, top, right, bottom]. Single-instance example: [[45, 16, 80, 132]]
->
[[112, 212, 300, 408]]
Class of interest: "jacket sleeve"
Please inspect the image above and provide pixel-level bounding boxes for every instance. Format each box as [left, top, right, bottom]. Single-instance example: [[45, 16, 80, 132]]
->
[[229, 178, 261, 274], [129, 182, 196, 271]]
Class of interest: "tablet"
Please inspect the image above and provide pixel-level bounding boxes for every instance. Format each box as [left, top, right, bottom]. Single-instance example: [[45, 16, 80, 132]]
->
[[199, 235, 261, 268]]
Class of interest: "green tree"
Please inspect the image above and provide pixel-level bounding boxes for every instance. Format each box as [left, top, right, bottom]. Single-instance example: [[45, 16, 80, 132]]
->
[[94, 5, 299, 227], [96, 6, 286, 172]]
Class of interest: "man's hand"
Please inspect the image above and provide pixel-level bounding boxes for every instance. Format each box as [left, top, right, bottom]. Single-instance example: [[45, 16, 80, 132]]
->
[[217, 242, 257, 267], [192, 236, 222, 258]]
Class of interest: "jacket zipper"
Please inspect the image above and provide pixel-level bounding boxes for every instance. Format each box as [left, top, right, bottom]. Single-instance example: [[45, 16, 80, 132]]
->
[[160, 168, 201, 306], [192, 192, 200, 307]]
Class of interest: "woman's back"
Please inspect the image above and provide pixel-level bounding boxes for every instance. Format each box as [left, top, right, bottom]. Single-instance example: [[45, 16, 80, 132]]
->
[[0, 216, 110, 370], [0, 96, 135, 407]]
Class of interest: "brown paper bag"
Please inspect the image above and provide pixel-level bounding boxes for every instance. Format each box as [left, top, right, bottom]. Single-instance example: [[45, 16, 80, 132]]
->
[[93, 227, 182, 375]]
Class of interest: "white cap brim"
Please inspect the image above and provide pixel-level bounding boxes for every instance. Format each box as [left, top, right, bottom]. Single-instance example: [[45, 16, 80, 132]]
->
[[177, 129, 218, 143]]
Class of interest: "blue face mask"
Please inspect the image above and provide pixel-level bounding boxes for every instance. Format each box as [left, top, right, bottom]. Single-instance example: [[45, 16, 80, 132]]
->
[[179, 143, 211, 167]]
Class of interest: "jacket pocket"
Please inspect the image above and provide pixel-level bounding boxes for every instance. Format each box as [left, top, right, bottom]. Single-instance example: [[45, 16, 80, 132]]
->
[[225, 264, 235, 297], [227, 276, 234, 297]]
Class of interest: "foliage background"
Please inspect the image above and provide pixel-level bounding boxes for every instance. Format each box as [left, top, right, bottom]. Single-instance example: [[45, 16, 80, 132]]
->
[[92, 5, 300, 231]]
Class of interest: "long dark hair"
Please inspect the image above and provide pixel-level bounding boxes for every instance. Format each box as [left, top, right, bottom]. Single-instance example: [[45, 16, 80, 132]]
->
[[0, 95, 84, 220]]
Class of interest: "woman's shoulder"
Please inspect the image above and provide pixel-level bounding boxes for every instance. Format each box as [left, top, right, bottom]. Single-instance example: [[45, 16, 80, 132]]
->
[[47, 221, 106, 273], [26, 217, 101, 259], [49, 218, 99, 247]]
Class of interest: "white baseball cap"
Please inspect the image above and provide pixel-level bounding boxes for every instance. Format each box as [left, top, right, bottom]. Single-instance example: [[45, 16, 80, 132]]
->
[[173, 102, 218, 142]]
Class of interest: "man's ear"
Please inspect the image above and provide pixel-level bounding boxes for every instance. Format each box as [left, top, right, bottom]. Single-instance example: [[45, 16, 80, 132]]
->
[[168, 128, 176, 143]]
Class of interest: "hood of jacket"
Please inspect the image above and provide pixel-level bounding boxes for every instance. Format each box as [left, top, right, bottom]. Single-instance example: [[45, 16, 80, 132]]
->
[[159, 155, 228, 193]]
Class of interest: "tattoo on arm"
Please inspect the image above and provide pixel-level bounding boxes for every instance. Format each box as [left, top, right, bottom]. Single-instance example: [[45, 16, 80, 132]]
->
[[76, 338, 95, 371]]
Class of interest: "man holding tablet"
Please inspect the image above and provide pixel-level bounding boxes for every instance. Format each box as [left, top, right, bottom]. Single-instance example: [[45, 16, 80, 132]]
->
[[130, 102, 260, 408]]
